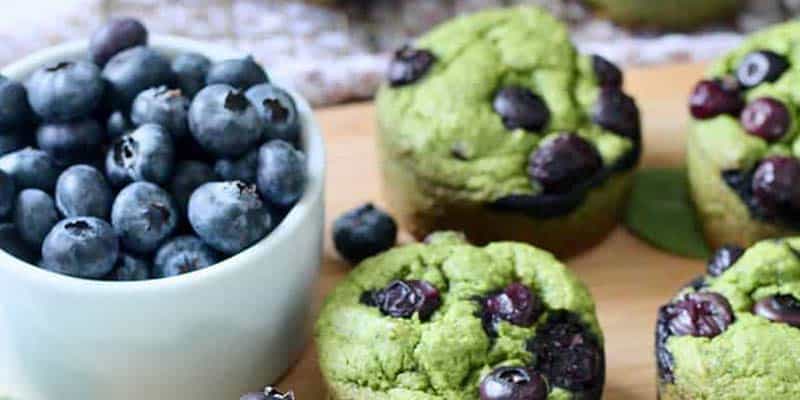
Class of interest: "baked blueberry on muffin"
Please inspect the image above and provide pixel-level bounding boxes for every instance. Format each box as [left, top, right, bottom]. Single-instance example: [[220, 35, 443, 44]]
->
[[656, 239, 800, 399], [315, 232, 605, 399], [375, 7, 641, 257], [687, 22, 800, 249]]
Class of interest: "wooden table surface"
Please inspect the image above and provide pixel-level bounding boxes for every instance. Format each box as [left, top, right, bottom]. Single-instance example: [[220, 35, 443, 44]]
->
[[280, 62, 709, 399]]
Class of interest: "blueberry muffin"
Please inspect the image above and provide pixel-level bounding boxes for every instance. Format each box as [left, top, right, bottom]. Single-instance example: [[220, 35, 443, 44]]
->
[[316, 232, 605, 399], [656, 239, 800, 399], [585, 0, 741, 30], [375, 7, 641, 257], [687, 22, 800, 250]]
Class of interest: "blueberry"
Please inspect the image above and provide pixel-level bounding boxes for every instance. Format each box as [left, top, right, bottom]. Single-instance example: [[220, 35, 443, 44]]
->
[[106, 110, 133, 140], [170, 160, 219, 214], [108, 124, 175, 185], [752, 294, 800, 327], [240, 387, 295, 400], [361, 280, 441, 320], [205, 56, 269, 90], [0, 170, 14, 220], [55, 165, 113, 219], [104, 147, 132, 189], [36, 119, 104, 166], [187, 181, 272, 255], [13, 189, 59, 248], [0, 75, 33, 129], [246, 84, 301, 144], [0, 222, 38, 263], [332, 203, 397, 263], [492, 86, 550, 132], [592, 55, 622, 88], [752, 156, 800, 217], [111, 182, 178, 254], [689, 78, 744, 119], [188, 84, 263, 158], [592, 87, 641, 139], [737, 50, 789, 89], [257, 140, 306, 208], [171, 52, 211, 98], [131, 86, 190, 138], [153, 235, 220, 278], [89, 17, 148, 66], [527, 311, 604, 392], [214, 149, 258, 184], [106, 252, 150, 281], [481, 283, 543, 336], [479, 366, 548, 400], [41, 217, 119, 278], [660, 292, 734, 338], [102, 46, 174, 111], [528, 133, 603, 194], [387, 45, 436, 87], [0, 147, 61, 192], [0, 131, 29, 157], [706, 245, 745, 277], [740, 97, 791, 142], [26, 61, 104, 122]]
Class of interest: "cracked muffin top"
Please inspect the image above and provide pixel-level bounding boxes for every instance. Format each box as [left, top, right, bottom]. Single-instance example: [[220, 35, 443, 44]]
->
[[656, 238, 800, 399], [375, 7, 639, 207], [315, 232, 604, 399], [690, 21, 800, 226]]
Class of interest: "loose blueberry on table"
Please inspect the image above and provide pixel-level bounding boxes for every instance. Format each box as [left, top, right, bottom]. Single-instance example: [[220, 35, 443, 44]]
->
[[240, 386, 295, 400], [333, 203, 398, 264], [0, 17, 307, 281], [479, 366, 548, 400]]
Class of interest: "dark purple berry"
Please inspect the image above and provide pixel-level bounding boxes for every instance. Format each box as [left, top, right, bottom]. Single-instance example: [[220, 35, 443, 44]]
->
[[527, 311, 604, 392], [89, 17, 148, 66], [592, 88, 641, 139], [737, 50, 789, 89], [740, 98, 791, 141], [387, 45, 435, 87], [707, 245, 745, 277], [753, 294, 800, 327], [479, 366, 548, 400], [482, 283, 543, 335], [661, 292, 734, 338], [592, 55, 622, 88], [689, 79, 744, 119], [752, 156, 800, 217], [492, 86, 550, 132], [240, 386, 295, 400], [362, 280, 441, 321], [528, 133, 602, 194], [333, 203, 397, 264]]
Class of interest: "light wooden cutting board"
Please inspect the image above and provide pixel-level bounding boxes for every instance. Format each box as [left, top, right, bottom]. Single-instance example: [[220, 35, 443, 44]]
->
[[278, 62, 709, 399]]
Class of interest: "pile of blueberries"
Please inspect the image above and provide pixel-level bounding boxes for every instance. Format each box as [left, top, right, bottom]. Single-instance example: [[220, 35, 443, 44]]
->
[[0, 17, 307, 281]]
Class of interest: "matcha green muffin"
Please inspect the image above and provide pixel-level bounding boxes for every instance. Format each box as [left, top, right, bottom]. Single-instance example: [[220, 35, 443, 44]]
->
[[687, 22, 800, 250], [585, 0, 741, 31], [656, 239, 800, 399], [316, 233, 605, 399], [375, 7, 641, 257]]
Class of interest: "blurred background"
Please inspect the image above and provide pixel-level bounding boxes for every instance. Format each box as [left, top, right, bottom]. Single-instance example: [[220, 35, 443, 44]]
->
[[5, 0, 799, 106]]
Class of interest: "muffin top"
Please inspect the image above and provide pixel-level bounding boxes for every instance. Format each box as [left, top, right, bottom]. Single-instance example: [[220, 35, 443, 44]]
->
[[316, 233, 604, 399], [656, 238, 800, 398], [690, 21, 800, 227], [376, 7, 638, 207]]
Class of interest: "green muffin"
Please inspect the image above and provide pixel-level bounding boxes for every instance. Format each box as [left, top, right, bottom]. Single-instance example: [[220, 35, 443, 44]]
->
[[687, 21, 800, 250], [656, 239, 800, 399], [316, 232, 605, 399], [375, 7, 641, 257], [585, 0, 741, 30]]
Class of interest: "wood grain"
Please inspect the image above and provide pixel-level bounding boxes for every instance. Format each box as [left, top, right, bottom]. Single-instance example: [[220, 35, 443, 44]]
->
[[279, 62, 709, 399]]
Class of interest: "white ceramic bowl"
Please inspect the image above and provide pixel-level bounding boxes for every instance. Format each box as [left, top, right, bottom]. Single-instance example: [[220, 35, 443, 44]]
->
[[0, 36, 325, 400]]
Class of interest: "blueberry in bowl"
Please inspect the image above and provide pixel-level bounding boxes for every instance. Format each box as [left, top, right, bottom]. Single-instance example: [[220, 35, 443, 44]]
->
[[375, 7, 641, 257], [0, 17, 325, 400], [317, 232, 605, 399], [655, 238, 800, 399], [687, 21, 800, 249]]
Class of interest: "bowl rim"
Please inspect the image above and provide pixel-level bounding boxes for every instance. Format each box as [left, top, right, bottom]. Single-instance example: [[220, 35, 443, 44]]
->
[[0, 35, 326, 293]]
